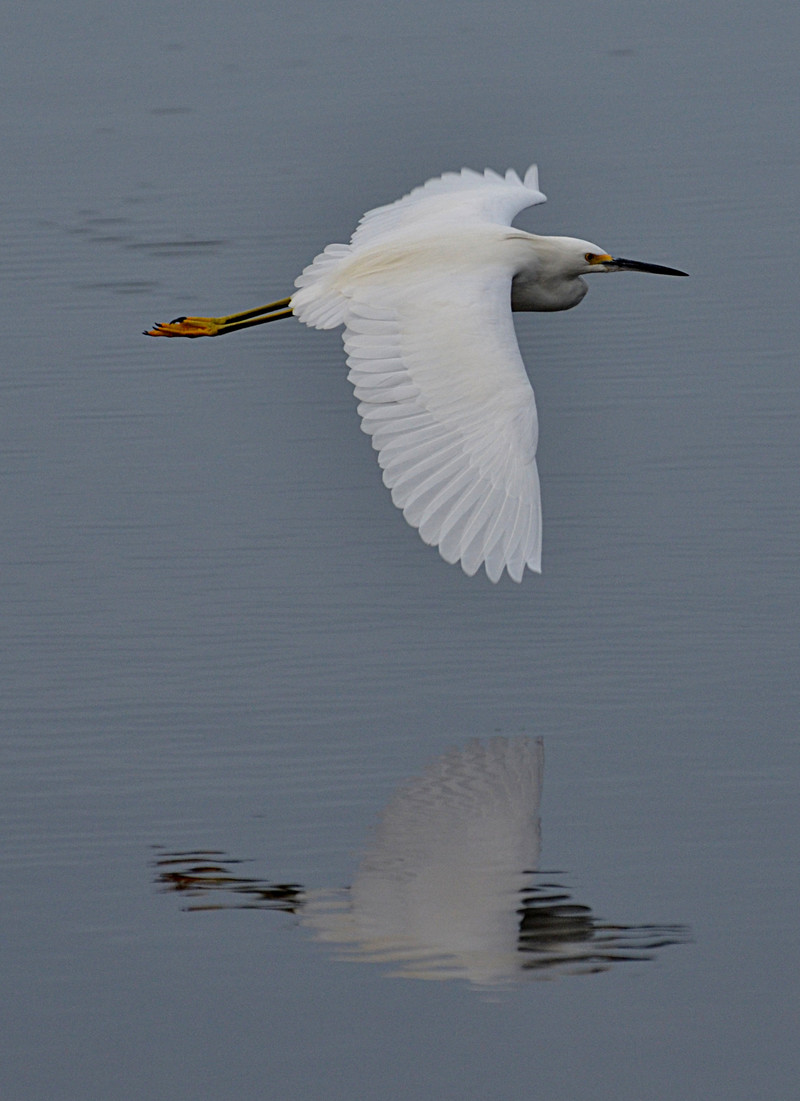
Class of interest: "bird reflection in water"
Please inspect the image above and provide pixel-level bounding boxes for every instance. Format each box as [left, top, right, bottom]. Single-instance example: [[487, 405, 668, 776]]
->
[[154, 738, 688, 985]]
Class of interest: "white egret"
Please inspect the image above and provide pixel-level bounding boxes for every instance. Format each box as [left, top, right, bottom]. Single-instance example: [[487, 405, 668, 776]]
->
[[147, 165, 687, 581]]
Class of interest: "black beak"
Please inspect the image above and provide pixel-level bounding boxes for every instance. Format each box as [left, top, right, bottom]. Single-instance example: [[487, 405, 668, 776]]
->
[[612, 257, 689, 277]]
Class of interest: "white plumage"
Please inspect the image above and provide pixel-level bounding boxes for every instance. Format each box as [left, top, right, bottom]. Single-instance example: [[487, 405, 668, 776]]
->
[[148, 165, 687, 581], [292, 168, 546, 582]]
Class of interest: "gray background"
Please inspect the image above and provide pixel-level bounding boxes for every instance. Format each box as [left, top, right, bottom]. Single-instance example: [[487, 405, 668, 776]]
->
[[3, 2, 798, 1099]]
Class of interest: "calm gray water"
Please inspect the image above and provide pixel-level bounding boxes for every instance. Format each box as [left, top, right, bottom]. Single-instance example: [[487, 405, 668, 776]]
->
[[3, 2, 798, 1098]]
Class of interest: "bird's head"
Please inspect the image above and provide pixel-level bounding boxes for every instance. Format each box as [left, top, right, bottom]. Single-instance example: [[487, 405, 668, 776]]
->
[[563, 238, 689, 278], [512, 235, 688, 312]]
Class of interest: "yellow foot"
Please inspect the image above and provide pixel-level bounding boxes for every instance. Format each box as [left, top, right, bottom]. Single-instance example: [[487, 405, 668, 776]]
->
[[145, 316, 227, 338], [144, 298, 293, 338]]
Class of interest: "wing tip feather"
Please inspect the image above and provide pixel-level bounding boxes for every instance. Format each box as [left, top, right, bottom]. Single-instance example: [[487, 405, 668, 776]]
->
[[523, 164, 540, 191]]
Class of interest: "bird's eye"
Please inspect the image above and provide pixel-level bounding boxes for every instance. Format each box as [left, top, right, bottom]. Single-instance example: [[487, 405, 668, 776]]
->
[[584, 252, 596, 262]]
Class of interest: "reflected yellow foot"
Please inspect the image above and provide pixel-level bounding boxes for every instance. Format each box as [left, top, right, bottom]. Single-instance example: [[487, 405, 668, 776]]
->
[[145, 297, 293, 338]]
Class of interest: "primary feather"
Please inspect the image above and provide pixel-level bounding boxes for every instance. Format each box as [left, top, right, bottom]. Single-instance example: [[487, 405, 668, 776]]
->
[[291, 165, 547, 582]]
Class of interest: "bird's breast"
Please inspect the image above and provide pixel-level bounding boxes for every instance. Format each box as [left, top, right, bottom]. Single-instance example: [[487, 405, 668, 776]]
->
[[510, 272, 588, 313]]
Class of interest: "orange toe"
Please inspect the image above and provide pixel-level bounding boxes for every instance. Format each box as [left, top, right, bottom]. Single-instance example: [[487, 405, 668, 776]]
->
[[145, 317, 221, 338]]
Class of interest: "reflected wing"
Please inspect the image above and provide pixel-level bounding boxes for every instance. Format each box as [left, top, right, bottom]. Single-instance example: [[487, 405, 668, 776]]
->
[[344, 257, 541, 582], [368, 736, 545, 860], [305, 737, 545, 985]]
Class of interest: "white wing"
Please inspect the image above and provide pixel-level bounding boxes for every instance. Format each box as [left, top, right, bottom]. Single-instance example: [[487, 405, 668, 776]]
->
[[345, 258, 540, 581], [350, 164, 545, 248], [292, 166, 546, 581]]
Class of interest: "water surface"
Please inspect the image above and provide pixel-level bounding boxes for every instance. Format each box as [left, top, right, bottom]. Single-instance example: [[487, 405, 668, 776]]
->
[[3, 3, 799, 1099]]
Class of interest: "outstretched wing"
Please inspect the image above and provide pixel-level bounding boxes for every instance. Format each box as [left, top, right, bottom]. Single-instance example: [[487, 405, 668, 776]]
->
[[351, 165, 546, 248], [292, 166, 545, 581], [343, 250, 540, 582]]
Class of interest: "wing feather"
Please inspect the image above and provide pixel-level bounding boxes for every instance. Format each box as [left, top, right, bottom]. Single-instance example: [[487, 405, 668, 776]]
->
[[291, 166, 546, 580], [350, 165, 545, 249], [344, 262, 541, 580]]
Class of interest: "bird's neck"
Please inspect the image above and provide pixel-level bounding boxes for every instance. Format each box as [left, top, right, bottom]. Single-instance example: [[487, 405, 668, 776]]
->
[[509, 234, 589, 313], [511, 270, 587, 312]]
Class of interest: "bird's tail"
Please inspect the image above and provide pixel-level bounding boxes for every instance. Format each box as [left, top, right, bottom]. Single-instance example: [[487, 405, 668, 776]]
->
[[291, 242, 353, 329]]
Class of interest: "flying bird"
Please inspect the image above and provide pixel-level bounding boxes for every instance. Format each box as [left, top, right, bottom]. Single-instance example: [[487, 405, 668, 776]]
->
[[146, 165, 687, 582]]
